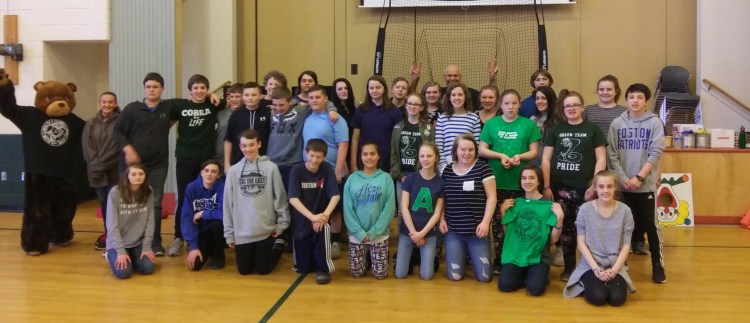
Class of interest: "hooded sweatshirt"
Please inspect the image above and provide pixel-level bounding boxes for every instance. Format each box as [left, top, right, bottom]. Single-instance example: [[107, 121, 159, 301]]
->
[[607, 110, 665, 192], [83, 109, 120, 187], [269, 100, 337, 166], [223, 155, 290, 245], [181, 174, 225, 251], [224, 105, 271, 164], [343, 169, 395, 244]]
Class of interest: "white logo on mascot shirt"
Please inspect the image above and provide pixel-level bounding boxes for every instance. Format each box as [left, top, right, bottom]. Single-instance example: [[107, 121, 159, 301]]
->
[[40, 119, 70, 146]]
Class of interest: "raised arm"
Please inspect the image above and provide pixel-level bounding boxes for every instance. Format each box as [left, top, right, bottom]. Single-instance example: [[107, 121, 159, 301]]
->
[[487, 60, 499, 87], [408, 62, 421, 94]]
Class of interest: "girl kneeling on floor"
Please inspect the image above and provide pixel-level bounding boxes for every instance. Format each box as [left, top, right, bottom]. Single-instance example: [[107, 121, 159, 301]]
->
[[105, 163, 156, 279], [563, 170, 636, 306], [498, 166, 563, 295]]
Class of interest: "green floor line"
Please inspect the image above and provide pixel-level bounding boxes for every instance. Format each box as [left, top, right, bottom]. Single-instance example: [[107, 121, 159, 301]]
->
[[259, 273, 307, 322]]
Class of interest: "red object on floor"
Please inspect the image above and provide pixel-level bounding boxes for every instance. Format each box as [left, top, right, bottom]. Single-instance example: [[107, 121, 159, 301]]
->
[[161, 192, 175, 219], [95, 192, 176, 219]]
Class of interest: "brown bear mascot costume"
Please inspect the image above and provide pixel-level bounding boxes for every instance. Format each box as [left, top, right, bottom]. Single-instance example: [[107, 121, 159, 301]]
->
[[0, 69, 85, 256]]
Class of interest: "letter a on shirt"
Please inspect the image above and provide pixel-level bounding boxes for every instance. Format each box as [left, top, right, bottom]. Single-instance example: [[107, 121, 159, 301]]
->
[[411, 187, 434, 213]]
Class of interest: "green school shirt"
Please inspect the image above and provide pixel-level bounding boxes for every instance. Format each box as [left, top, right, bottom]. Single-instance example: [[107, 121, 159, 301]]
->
[[501, 198, 557, 267], [543, 121, 606, 189], [480, 116, 541, 190]]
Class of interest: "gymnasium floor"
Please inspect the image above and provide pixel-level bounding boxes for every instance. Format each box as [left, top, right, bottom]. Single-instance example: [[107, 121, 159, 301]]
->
[[1, 200, 749, 322]]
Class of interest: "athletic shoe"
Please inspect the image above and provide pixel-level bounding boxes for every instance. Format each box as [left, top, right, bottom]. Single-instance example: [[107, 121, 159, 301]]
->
[[331, 242, 341, 259], [652, 265, 666, 283], [53, 240, 72, 247], [273, 238, 287, 253], [168, 238, 184, 257], [209, 256, 226, 270], [94, 234, 107, 250], [560, 268, 573, 282], [633, 242, 649, 255], [153, 245, 166, 257], [316, 272, 331, 285], [552, 247, 564, 267]]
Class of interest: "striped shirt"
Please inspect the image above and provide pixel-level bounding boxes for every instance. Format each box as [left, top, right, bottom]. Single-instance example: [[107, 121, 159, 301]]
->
[[582, 104, 627, 141], [442, 161, 495, 235], [435, 112, 481, 172]]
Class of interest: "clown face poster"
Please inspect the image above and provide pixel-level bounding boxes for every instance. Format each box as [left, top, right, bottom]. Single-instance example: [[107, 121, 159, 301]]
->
[[656, 173, 694, 227]]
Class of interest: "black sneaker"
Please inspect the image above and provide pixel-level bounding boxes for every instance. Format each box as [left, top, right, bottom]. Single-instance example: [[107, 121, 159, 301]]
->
[[560, 268, 573, 282], [94, 233, 106, 250], [209, 256, 226, 270], [273, 238, 287, 252], [153, 245, 166, 257], [316, 272, 331, 284], [633, 242, 649, 255], [53, 240, 72, 247], [652, 265, 666, 284]]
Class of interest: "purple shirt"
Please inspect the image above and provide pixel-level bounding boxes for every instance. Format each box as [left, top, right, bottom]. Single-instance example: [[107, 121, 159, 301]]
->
[[352, 103, 403, 171]]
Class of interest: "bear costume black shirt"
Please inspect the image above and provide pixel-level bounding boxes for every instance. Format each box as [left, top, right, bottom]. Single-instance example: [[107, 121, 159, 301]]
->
[[3, 106, 84, 179]]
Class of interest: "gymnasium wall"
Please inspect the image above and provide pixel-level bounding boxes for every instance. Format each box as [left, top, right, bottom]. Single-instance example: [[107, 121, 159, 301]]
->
[[0, 0, 110, 134], [180, 0, 237, 98], [697, 0, 750, 129], [235, 0, 697, 111]]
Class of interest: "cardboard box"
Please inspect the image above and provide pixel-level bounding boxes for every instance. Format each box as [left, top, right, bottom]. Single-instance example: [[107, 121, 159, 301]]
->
[[672, 124, 705, 136], [708, 129, 735, 148]]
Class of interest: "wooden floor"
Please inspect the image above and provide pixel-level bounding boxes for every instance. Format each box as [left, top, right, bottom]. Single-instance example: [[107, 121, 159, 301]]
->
[[1, 201, 749, 322]]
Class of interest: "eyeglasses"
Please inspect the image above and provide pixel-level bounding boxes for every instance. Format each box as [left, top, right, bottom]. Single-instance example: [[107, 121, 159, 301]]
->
[[563, 103, 582, 109], [406, 102, 423, 107]]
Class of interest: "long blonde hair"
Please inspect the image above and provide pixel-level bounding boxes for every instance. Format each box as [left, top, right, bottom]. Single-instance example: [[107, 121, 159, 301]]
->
[[417, 142, 440, 173]]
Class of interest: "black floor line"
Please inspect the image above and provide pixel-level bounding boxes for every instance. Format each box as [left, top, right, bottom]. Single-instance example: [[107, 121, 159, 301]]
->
[[260, 273, 307, 322]]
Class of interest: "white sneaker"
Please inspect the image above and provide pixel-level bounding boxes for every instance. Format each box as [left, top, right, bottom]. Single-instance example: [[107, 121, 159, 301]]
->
[[168, 238, 184, 257], [331, 242, 341, 259], [552, 247, 564, 267]]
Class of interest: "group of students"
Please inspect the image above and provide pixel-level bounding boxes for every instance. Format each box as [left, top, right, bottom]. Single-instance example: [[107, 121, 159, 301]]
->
[[82, 65, 665, 306]]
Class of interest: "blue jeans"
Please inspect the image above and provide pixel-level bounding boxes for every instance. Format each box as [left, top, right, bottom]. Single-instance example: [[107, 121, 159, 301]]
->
[[444, 231, 492, 282], [395, 233, 437, 280], [106, 244, 156, 279], [498, 263, 550, 296], [148, 167, 168, 249]]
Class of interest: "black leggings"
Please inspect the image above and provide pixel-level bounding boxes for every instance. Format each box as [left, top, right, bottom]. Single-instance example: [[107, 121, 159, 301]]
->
[[580, 270, 628, 306], [235, 236, 281, 275], [551, 184, 586, 271]]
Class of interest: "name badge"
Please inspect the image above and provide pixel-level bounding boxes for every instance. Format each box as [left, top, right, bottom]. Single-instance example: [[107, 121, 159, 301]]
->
[[462, 180, 474, 191]]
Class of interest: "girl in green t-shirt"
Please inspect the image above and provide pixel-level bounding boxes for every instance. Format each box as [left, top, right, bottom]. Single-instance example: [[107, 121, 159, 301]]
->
[[498, 165, 563, 295], [479, 89, 542, 274]]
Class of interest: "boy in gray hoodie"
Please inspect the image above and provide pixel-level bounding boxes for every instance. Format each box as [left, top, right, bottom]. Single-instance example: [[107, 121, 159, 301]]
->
[[224, 129, 290, 275], [606, 83, 666, 284]]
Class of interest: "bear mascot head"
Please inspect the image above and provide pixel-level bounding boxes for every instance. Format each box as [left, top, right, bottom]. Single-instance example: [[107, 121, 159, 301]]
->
[[0, 69, 77, 117], [33, 80, 78, 117]]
